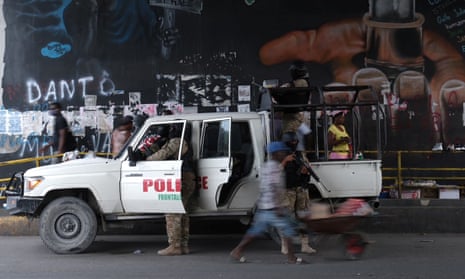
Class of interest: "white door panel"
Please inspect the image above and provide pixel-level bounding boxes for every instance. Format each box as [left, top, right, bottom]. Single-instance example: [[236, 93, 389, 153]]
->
[[197, 118, 232, 211], [197, 157, 231, 210], [121, 160, 185, 213]]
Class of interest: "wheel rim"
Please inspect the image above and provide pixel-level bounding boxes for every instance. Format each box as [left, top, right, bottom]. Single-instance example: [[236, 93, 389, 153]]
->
[[55, 214, 81, 239]]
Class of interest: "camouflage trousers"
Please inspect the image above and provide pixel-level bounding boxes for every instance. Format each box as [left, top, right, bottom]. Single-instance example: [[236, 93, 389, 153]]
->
[[165, 171, 196, 247], [282, 186, 310, 218]]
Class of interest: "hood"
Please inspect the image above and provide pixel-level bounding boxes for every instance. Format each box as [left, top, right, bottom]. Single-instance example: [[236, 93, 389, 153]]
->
[[24, 157, 120, 178]]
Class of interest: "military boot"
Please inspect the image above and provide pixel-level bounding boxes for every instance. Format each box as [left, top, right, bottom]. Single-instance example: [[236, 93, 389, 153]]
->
[[181, 245, 190, 255], [301, 234, 316, 254], [157, 245, 182, 256]]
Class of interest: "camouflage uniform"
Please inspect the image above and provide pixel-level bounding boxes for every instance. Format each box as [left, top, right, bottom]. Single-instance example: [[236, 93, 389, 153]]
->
[[281, 149, 316, 255], [281, 79, 308, 133], [147, 137, 196, 255]]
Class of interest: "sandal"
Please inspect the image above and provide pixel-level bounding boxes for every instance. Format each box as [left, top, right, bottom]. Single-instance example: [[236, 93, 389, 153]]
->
[[230, 252, 247, 263], [287, 257, 305, 264]]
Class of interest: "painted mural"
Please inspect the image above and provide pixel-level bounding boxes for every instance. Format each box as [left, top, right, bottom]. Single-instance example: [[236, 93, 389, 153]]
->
[[0, 0, 465, 176]]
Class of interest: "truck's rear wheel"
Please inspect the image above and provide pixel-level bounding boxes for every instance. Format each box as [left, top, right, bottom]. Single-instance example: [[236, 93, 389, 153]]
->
[[39, 197, 97, 254]]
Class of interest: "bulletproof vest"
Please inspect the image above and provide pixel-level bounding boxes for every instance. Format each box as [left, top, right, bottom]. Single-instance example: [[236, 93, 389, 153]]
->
[[284, 151, 309, 188], [284, 153, 302, 188]]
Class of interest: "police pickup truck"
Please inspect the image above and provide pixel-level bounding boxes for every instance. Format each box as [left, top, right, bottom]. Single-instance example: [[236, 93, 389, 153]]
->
[[3, 85, 383, 254]]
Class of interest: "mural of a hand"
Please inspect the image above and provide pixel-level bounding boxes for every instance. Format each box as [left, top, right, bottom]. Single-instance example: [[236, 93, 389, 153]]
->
[[259, 18, 465, 147]]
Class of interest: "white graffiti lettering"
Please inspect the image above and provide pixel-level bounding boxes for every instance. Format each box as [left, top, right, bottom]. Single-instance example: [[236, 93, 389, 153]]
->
[[27, 76, 94, 103], [19, 136, 40, 157]]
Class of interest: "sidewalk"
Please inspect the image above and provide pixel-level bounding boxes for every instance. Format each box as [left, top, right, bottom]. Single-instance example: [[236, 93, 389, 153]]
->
[[361, 199, 465, 233]]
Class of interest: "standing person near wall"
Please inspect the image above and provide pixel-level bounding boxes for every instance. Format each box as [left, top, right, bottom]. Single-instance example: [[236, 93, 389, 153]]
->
[[280, 61, 311, 134], [328, 110, 351, 159], [39, 102, 76, 163], [280, 132, 316, 255], [111, 115, 134, 155], [146, 124, 196, 256], [230, 141, 304, 264]]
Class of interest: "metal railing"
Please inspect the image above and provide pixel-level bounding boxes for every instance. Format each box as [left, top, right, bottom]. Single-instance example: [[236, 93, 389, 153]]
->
[[380, 150, 465, 198]]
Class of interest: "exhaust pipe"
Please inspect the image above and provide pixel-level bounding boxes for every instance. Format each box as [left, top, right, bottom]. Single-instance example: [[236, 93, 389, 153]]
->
[[368, 198, 380, 209]]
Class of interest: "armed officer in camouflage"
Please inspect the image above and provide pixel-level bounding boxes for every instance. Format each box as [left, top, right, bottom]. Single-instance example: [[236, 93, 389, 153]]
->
[[280, 131, 316, 255], [145, 123, 196, 256]]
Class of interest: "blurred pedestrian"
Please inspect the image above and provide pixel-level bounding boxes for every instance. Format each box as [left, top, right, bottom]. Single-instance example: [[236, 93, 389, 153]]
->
[[39, 102, 76, 163], [230, 141, 304, 264]]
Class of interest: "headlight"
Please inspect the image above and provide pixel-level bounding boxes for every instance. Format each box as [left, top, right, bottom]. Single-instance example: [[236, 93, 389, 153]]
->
[[25, 176, 44, 192]]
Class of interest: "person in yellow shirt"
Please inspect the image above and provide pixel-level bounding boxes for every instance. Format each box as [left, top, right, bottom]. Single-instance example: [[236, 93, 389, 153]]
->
[[328, 111, 351, 159]]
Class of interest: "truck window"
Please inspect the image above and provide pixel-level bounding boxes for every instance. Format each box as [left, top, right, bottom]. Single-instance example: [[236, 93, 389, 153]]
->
[[135, 124, 171, 159], [201, 120, 230, 158], [230, 122, 254, 176]]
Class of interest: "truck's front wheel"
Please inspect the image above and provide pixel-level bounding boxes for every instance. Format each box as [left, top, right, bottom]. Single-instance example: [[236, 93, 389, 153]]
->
[[39, 197, 97, 254]]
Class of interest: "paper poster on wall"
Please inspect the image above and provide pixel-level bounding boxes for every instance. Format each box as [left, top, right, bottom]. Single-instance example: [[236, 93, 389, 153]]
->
[[237, 104, 250, 112], [157, 74, 180, 103], [7, 110, 23, 135], [181, 74, 205, 107], [205, 75, 231, 107], [129, 92, 141, 111], [79, 107, 98, 130], [238, 85, 251, 102], [0, 110, 7, 134], [138, 104, 157, 116], [163, 102, 184, 114], [84, 95, 97, 107], [65, 109, 85, 137], [96, 108, 113, 133], [22, 111, 42, 137]]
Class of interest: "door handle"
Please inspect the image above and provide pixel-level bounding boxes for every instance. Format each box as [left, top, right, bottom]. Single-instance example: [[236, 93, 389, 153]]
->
[[125, 173, 143, 177], [220, 169, 227, 172]]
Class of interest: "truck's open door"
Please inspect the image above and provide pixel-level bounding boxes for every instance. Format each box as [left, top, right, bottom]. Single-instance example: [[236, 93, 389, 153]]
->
[[120, 120, 187, 213], [197, 118, 232, 210]]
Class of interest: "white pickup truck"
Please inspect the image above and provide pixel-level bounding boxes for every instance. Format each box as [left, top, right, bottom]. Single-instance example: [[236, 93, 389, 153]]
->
[[3, 85, 384, 254]]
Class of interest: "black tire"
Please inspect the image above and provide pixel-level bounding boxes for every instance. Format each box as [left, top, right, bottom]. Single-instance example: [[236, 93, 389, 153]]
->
[[39, 197, 97, 254]]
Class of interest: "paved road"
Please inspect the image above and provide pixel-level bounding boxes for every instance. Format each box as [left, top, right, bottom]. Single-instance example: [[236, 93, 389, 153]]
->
[[0, 233, 464, 279]]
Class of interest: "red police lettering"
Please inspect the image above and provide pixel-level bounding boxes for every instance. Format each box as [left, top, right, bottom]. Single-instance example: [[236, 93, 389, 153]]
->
[[143, 179, 153, 192], [201, 176, 208, 189], [154, 179, 165, 192], [143, 178, 181, 192]]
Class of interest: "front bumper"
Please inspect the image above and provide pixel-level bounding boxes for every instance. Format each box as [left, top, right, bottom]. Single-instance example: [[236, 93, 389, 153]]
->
[[5, 196, 43, 216]]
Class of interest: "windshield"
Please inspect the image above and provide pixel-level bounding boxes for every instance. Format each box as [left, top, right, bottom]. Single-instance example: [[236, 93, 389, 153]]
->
[[113, 126, 142, 159]]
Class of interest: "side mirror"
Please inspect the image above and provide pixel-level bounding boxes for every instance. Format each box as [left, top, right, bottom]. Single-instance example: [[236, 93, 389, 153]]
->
[[127, 146, 136, 166]]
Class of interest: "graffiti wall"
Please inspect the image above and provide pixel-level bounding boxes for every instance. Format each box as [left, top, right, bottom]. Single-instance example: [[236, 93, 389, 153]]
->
[[0, 0, 465, 173]]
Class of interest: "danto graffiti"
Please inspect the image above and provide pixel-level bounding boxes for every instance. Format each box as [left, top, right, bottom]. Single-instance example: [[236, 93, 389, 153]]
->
[[1, 0, 465, 170]]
